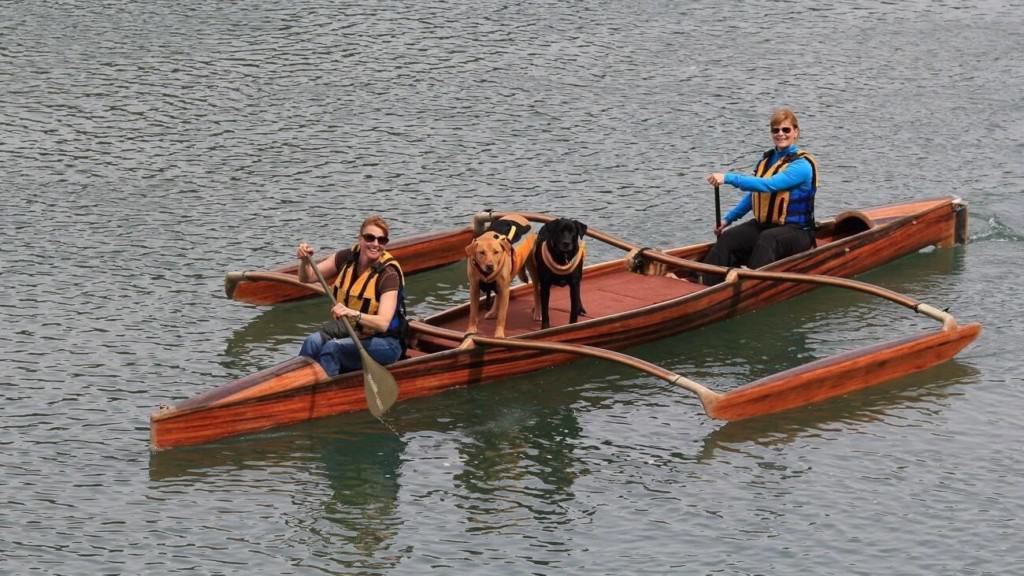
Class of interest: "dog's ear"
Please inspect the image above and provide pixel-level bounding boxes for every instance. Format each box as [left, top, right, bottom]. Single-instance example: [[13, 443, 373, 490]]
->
[[465, 240, 476, 257], [575, 220, 588, 238], [499, 236, 512, 252], [537, 222, 550, 242]]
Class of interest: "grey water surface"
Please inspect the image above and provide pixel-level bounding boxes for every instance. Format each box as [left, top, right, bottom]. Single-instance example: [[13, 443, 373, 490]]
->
[[2, 1, 1023, 574]]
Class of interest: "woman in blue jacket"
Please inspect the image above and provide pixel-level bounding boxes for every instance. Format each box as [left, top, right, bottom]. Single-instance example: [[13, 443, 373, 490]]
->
[[703, 107, 818, 285]]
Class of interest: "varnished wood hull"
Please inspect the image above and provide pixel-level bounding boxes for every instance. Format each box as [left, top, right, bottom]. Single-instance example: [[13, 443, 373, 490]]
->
[[152, 196, 974, 450]]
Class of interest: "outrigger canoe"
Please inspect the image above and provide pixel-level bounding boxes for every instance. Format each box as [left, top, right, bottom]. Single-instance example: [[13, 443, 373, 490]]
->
[[151, 196, 980, 451]]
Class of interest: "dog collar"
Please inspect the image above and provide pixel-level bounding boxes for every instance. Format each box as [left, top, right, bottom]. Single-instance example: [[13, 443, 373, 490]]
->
[[541, 240, 585, 276]]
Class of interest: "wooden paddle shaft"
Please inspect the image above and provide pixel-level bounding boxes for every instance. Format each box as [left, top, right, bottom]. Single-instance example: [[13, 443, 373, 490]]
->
[[469, 334, 722, 412], [715, 185, 721, 225], [302, 255, 360, 336]]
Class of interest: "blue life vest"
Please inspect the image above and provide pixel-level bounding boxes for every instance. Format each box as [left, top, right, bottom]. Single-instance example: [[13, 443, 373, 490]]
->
[[752, 149, 817, 229]]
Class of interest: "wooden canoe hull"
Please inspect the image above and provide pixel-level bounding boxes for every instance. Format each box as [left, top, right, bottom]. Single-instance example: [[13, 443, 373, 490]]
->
[[152, 196, 974, 450]]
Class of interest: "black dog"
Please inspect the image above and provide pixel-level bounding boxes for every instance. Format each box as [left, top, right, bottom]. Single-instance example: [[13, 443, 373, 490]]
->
[[530, 218, 587, 329]]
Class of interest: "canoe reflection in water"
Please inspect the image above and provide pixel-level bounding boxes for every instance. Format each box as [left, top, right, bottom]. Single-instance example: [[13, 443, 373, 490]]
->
[[149, 390, 585, 563], [319, 431, 404, 560], [149, 422, 406, 566]]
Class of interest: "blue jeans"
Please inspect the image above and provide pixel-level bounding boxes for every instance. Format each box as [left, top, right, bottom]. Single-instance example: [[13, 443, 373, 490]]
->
[[299, 332, 403, 377]]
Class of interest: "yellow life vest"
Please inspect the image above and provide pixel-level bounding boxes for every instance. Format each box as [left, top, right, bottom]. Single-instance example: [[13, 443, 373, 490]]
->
[[751, 150, 818, 226], [332, 247, 405, 336]]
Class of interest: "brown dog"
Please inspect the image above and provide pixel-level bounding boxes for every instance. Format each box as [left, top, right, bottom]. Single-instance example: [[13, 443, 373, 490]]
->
[[465, 214, 536, 338]]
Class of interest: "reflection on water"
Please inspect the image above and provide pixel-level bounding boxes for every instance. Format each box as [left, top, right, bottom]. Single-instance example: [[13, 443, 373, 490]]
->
[[855, 243, 965, 295], [220, 298, 324, 373], [452, 396, 582, 526], [319, 431, 405, 562], [149, 380, 587, 569], [6, 0, 1018, 572], [151, 420, 407, 568]]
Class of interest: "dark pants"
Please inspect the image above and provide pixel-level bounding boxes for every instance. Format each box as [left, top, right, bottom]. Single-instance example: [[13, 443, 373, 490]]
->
[[701, 220, 815, 285]]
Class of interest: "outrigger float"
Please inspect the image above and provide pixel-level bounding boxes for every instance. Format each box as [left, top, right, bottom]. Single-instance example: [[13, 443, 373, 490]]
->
[[151, 196, 980, 451]]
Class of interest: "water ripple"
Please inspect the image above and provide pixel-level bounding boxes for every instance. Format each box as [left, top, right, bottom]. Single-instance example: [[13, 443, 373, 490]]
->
[[2, 0, 1021, 574]]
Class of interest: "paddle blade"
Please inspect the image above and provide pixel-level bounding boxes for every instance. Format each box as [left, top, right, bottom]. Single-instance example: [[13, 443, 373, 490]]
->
[[360, 349, 400, 418], [706, 323, 981, 421]]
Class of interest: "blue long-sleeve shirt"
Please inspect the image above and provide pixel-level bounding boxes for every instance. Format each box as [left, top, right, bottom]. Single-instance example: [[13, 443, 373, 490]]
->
[[723, 144, 814, 226]]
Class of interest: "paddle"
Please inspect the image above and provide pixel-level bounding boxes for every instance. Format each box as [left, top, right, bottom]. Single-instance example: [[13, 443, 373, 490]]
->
[[714, 184, 722, 228], [467, 334, 722, 411], [301, 254, 399, 418]]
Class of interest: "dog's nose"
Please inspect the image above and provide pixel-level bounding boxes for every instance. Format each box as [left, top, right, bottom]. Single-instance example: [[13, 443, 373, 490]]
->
[[483, 265, 494, 274]]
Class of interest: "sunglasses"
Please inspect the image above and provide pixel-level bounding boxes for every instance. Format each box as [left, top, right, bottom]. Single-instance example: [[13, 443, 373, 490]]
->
[[771, 126, 794, 134], [360, 232, 389, 245]]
